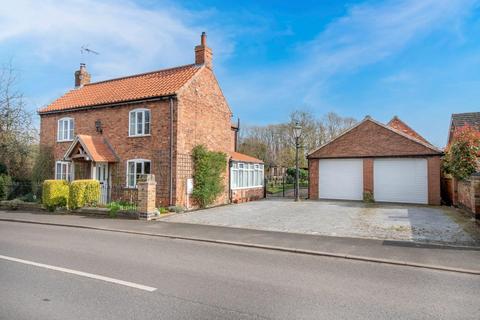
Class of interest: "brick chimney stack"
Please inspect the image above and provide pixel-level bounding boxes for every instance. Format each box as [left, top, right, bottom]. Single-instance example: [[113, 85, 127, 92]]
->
[[195, 32, 213, 69], [75, 63, 91, 88]]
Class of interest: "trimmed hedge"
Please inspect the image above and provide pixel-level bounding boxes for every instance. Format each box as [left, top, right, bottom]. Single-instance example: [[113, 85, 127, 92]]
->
[[69, 180, 100, 209], [42, 180, 69, 211]]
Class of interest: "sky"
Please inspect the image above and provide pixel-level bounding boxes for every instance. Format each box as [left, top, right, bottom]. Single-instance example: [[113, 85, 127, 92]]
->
[[1, 0, 479, 147]]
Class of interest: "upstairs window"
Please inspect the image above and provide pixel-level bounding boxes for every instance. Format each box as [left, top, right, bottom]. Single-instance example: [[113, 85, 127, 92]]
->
[[55, 161, 72, 181], [129, 109, 150, 136], [126, 159, 151, 188], [57, 117, 74, 141]]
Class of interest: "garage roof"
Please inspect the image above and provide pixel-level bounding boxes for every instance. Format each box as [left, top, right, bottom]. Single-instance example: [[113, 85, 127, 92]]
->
[[307, 116, 443, 159]]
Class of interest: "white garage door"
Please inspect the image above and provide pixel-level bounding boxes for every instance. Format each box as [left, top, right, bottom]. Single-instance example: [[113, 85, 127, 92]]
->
[[319, 159, 363, 200], [374, 158, 428, 204]]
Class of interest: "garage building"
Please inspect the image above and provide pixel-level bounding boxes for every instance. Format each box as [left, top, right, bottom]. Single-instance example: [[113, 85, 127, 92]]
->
[[307, 116, 443, 205]]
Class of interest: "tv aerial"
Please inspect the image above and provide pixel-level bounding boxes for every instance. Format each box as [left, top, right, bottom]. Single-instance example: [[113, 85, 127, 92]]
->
[[80, 45, 99, 55]]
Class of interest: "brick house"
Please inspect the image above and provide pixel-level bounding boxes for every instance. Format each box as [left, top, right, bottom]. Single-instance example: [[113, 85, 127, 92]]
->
[[307, 116, 443, 205], [38, 33, 264, 208]]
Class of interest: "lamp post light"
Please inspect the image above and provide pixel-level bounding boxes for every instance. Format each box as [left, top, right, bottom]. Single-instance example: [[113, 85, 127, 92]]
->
[[293, 123, 302, 202]]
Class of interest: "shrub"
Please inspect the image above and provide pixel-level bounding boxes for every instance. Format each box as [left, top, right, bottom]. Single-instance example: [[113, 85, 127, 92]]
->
[[69, 180, 100, 209], [107, 201, 121, 218], [158, 207, 169, 214], [0, 174, 12, 201], [443, 125, 480, 180], [31, 146, 54, 199], [192, 145, 227, 208], [42, 180, 69, 211], [0, 162, 7, 175], [363, 191, 375, 203], [286, 167, 308, 182]]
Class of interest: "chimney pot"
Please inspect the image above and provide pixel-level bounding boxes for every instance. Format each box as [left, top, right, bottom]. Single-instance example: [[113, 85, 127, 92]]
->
[[195, 32, 212, 69]]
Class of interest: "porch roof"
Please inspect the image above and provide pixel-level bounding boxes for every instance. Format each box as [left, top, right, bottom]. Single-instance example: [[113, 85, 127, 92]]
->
[[64, 135, 118, 162]]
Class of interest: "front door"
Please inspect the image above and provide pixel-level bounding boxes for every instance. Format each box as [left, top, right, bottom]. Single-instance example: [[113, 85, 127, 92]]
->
[[96, 163, 109, 204]]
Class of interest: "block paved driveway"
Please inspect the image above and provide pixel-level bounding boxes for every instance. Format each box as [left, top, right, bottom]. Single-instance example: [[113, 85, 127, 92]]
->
[[163, 199, 480, 246]]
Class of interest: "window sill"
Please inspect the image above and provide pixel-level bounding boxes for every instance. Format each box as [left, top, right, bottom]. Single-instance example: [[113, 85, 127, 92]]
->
[[231, 186, 264, 190], [57, 139, 74, 143], [128, 134, 151, 138]]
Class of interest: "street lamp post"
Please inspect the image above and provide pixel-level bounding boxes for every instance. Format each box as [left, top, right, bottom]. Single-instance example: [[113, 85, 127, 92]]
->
[[293, 123, 302, 202]]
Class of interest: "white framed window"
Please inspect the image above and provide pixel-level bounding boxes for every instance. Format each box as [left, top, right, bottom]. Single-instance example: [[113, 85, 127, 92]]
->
[[129, 108, 151, 136], [126, 159, 151, 188], [231, 162, 263, 189], [55, 161, 72, 181], [57, 117, 74, 141]]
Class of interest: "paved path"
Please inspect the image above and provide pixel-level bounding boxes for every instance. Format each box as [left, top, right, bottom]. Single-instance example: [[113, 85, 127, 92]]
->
[[164, 199, 480, 246], [1, 210, 479, 273], [1, 221, 479, 319]]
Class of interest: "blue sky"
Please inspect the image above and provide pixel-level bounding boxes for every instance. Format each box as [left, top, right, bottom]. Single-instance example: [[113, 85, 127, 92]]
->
[[1, 0, 479, 147]]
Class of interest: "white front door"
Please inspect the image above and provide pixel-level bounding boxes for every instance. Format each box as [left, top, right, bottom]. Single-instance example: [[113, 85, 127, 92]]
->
[[319, 159, 364, 200], [374, 158, 428, 204], [96, 163, 109, 204]]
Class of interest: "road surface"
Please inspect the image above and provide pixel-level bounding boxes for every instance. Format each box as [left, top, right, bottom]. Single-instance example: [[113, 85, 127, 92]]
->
[[0, 221, 478, 319]]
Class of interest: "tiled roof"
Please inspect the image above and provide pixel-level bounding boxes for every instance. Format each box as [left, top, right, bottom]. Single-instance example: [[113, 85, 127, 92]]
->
[[65, 135, 118, 162], [387, 116, 430, 144], [230, 151, 263, 164], [451, 112, 480, 129], [39, 64, 202, 114], [307, 116, 443, 157]]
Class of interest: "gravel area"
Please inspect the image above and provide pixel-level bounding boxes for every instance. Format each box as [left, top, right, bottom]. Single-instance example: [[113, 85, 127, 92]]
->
[[163, 199, 480, 246]]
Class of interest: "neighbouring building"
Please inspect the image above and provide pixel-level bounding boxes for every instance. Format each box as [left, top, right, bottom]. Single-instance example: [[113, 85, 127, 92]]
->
[[38, 32, 264, 208], [442, 112, 480, 218], [307, 116, 443, 205]]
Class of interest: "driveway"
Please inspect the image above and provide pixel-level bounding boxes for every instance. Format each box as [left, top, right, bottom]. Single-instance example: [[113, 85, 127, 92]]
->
[[163, 199, 480, 246]]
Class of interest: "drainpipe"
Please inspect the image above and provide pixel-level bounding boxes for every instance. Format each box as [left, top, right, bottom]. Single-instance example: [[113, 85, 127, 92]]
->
[[169, 97, 174, 206], [228, 159, 233, 203]]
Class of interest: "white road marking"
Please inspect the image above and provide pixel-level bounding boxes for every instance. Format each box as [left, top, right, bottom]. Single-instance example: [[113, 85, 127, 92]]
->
[[0, 254, 157, 292]]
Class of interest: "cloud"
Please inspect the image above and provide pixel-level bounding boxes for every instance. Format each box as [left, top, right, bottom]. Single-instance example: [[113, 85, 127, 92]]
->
[[226, 0, 478, 117], [0, 0, 233, 79]]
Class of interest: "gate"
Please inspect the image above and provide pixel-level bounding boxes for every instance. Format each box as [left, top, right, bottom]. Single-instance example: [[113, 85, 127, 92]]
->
[[265, 172, 308, 199]]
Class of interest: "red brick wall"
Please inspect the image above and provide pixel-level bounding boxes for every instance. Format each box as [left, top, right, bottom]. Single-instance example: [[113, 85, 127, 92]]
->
[[39, 99, 174, 205], [457, 180, 473, 211], [175, 67, 234, 208], [427, 157, 441, 205], [363, 159, 373, 193], [308, 159, 319, 199], [309, 120, 441, 158], [231, 187, 264, 203]]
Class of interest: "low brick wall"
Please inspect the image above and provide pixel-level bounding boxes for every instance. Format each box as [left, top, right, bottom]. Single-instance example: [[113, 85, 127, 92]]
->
[[231, 187, 264, 203], [442, 174, 480, 219], [457, 180, 473, 211]]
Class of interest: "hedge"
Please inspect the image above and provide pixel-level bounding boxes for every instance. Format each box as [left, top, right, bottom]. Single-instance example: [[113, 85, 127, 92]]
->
[[69, 179, 100, 209], [42, 180, 69, 211]]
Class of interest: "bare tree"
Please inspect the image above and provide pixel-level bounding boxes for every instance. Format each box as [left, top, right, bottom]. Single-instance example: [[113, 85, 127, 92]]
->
[[239, 110, 357, 169], [0, 63, 37, 180]]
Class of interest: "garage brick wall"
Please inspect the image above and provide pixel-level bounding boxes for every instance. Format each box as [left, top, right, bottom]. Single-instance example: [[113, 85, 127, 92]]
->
[[427, 157, 441, 205], [308, 159, 319, 199], [363, 159, 374, 193]]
